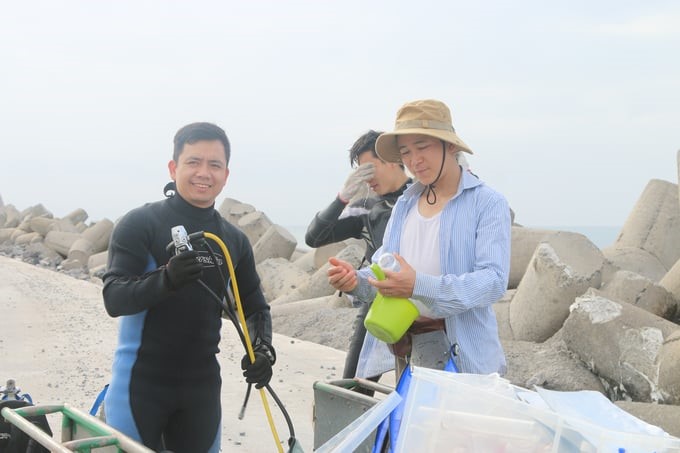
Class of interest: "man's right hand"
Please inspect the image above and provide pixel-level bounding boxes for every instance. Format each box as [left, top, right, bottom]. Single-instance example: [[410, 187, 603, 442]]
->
[[339, 163, 375, 203], [327, 257, 358, 292], [165, 250, 203, 289]]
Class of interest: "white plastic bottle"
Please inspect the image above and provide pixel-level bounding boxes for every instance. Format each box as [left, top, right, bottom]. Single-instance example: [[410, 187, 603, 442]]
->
[[377, 253, 400, 273]]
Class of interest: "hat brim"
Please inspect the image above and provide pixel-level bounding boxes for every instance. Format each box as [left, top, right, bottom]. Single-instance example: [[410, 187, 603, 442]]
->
[[375, 128, 473, 163]]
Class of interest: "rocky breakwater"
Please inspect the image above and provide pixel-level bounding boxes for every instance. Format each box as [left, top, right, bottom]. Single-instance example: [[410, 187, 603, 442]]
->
[[4, 150, 680, 438], [0, 202, 113, 279]]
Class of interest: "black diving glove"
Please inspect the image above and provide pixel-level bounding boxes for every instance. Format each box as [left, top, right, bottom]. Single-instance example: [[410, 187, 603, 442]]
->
[[241, 350, 274, 389], [165, 250, 203, 289]]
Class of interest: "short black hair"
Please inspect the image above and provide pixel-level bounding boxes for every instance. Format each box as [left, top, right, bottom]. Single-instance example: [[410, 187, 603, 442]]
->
[[348, 130, 382, 167], [349, 130, 405, 169], [173, 122, 231, 165]]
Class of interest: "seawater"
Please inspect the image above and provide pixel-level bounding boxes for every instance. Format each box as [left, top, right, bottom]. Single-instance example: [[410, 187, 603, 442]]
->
[[283, 225, 621, 251]]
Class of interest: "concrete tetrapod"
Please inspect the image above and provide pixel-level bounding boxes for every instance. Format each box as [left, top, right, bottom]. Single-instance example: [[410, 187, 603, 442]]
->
[[563, 289, 680, 403], [509, 231, 604, 342], [603, 178, 680, 277]]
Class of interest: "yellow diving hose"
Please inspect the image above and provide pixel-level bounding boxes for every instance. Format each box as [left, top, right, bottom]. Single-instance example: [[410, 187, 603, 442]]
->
[[203, 232, 284, 453]]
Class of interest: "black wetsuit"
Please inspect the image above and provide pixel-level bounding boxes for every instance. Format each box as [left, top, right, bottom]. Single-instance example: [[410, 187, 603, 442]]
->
[[102, 193, 270, 453], [305, 180, 410, 379]]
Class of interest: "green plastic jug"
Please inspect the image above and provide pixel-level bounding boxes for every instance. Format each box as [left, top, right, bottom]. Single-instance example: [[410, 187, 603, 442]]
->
[[364, 256, 419, 344]]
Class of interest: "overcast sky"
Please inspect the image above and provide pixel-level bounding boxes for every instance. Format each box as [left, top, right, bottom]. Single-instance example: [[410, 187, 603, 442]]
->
[[2, 1, 679, 230]]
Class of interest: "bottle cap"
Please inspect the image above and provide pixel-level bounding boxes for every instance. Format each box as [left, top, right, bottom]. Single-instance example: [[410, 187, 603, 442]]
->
[[377, 253, 399, 272]]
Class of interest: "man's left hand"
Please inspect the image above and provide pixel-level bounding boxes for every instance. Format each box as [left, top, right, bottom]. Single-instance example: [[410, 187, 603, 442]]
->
[[241, 352, 273, 389]]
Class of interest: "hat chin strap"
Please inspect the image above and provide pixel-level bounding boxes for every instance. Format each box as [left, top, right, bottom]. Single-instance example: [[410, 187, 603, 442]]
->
[[425, 142, 447, 205]]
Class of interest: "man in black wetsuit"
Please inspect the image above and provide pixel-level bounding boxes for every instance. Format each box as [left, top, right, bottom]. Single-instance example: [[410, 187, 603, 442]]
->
[[305, 130, 411, 384], [102, 122, 274, 453]]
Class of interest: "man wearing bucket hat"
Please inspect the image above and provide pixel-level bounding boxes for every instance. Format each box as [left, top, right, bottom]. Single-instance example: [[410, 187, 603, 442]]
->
[[327, 99, 511, 376]]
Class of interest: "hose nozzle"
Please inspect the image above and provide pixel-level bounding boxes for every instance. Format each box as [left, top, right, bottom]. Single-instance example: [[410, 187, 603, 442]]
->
[[171, 225, 192, 254]]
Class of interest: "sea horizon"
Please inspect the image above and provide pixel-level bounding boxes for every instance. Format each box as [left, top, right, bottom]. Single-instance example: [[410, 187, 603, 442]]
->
[[284, 224, 621, 252]]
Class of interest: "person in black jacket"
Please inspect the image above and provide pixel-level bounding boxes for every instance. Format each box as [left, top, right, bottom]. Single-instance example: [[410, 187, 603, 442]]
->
[[102, 122, 274, 453], [305, 130, 411, 383]]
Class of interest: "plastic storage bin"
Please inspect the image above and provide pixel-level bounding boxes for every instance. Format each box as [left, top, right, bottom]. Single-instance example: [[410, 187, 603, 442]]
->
[[395, 369, 560, 452], [394, 367, 680, 453]]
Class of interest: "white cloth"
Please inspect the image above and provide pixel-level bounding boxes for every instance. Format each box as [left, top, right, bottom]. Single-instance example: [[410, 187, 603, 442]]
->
[[400, 207, 441, 317]]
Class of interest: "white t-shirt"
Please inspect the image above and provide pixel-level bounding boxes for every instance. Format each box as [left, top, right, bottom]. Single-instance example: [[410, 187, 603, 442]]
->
[[399, 205, 441, 317]]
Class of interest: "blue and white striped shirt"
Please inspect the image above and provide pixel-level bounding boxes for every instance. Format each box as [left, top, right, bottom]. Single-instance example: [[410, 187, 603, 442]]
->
[[353, 169, 511, 375]]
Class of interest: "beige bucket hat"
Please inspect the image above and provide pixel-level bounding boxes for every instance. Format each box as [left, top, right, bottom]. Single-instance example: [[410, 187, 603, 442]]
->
[[375, 99, 472, 163]]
